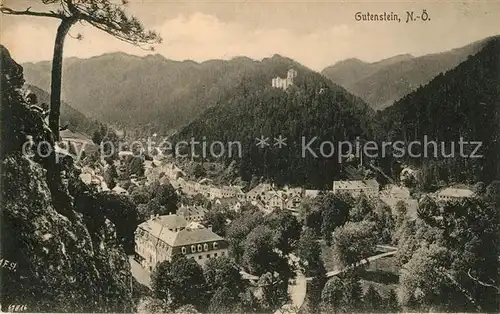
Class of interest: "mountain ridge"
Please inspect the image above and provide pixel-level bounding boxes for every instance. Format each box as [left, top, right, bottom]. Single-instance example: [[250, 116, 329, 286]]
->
[[322, 36, 496, 110], [22, 52, 325, 135]]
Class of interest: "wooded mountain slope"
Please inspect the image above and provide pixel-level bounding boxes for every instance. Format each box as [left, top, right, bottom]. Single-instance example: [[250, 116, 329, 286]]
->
[[174, 55, 373, 188], [322, 38, 490, 110], [373, 36, 500, 185]]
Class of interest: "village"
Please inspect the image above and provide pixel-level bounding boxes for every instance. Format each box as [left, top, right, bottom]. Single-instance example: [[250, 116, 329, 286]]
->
[[63, 129, 478, 276]]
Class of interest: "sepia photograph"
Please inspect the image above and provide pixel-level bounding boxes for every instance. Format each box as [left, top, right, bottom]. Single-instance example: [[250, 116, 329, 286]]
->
[[0, 0, 499, 313]]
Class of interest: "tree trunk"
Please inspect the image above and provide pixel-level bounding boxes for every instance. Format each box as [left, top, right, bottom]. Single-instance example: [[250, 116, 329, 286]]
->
[[45, 18, 77, 217], [49, 18, 76, 140]]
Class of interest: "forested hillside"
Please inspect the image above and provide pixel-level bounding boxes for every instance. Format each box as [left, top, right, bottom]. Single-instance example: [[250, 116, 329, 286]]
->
[[25, 84, 103, 135], [174, 55, 373, 188], [322, 38, 489, 110], [373, 36, 500, 186], [23, 53, 284, 134]]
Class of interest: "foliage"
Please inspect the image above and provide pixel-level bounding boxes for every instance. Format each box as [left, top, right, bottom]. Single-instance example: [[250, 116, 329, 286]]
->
[[93, 192, 139, 254], [257, 272, 289, 310], [264, 210, 301, 255], [131, 189, 150, 205], [192, 164, 206, 179], [203, 256, 246, 307], [318, 193, 351, 245], [126, 155, 145, 177], [385, 289, 401, 312], [226, 209, 264, 263], [363, 285, 383, 312], [299, 193, 353, 242], [136, 297, 171, 314], [349, 194, 373, 222], [242, 225, 280, 275], [394, 196, 500, 312], [204, 210, 228, 236], [151, 255, 208, 311], [370, 200, 395, 243], [297, 228, 326, 278], [103, 160, 118, 189], [321, 272, 362, 313], [398, 244, 451, 311], [332, 221, 377, 269]]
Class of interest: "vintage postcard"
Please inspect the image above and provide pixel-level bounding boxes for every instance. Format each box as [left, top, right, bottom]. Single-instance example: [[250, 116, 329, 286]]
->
[[1, 0, 499, 313]]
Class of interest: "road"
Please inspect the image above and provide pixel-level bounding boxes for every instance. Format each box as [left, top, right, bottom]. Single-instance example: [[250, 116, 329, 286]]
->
[[322, 250, 398, 279], [273, 254, 307, 314], [275, 271, 307, 314]]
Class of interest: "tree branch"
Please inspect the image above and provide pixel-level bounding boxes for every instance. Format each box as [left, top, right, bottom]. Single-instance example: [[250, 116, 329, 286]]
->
[[0, 6, 63, 19], [83, 17, 158, 50], [468, 269, 500, 293]]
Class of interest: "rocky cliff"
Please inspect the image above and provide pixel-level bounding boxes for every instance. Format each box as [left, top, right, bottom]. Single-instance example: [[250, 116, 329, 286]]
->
[[1, 45, 136, 312]]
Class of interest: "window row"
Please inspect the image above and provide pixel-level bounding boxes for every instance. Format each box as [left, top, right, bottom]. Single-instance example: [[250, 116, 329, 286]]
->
[[181, 242, 218, 254], [197, 252, 223, 260]]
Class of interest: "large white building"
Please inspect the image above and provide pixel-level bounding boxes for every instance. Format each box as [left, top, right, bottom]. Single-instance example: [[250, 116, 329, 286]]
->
[[134, 214, 228, 270], [272, 69, 297, 90], [332, 179, 380, 198]]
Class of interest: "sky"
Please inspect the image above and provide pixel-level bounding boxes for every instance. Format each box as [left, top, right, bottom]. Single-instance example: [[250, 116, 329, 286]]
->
[[1, 0, 499, 70]]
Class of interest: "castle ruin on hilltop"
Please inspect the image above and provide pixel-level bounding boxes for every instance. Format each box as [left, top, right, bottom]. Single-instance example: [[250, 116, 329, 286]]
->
[[272, 69, 297, 90]]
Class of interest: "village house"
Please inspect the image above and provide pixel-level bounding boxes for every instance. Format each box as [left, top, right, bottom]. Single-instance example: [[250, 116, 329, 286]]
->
[[60, 129, 98, 155], [304, 189, 323, 198], [214, 197, 242, 212], [379, 184, 418, 219], [332, 179, 380, 198], [134, 214, 228, 270], [112, 185, 128, 195], [176, 205, 208, 222], [164, 163, 185, 180], [261, 185, 306, 212], [284, 195, 303, 212], [246, 183, 274, 202], [268, 191, 285, 210], [379, 184, 412, 199], [180, 179, 201, 196], [435, 187, 475, 201]]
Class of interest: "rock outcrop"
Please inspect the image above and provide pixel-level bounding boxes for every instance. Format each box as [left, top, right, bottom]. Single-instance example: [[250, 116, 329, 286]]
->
[[1, 45, 135, 312]]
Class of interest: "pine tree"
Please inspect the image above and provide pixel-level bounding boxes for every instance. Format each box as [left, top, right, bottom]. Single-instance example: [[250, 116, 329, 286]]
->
[[363, 285, 383, 312], [385, 289, 401, 313]]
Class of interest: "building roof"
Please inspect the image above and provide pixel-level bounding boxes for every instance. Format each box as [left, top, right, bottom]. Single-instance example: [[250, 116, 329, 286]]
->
[[247, 183, 273, 195], [155, 214, 189, 229], [118, 151, 134, 158], [112, 185, 128, 194], [380, 184, 411, 198], [437, 187, 475, 198], [172, 227, 223, 246], [177, 205, 208, 217], [60, 129, 94, 144], [333, 179, 379, 190], [305, 189, 321, 198], [215, 197, 241, 207]]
